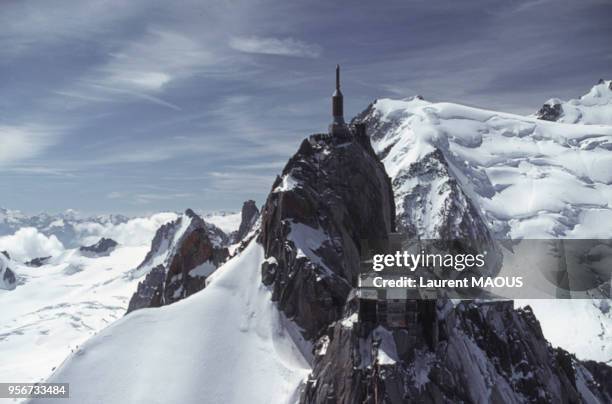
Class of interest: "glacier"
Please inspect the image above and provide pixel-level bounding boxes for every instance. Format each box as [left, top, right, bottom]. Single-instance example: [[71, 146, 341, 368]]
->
[[354, 81, 612, 364]]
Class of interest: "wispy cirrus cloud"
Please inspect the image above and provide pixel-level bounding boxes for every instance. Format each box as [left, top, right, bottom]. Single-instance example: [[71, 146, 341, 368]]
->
[[50, 29, 221, 111], [97, 29, 217, 92], [0, 125, 63, 165], [229, 36, 321, 58], [107, 190, 194, 205], [4, 166, 76, 177]]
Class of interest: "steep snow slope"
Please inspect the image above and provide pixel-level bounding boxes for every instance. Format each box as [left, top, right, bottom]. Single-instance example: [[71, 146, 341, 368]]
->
[[536, 79, 612, 125], [32, 240, 310, 404], [356, 94, 612, 363]]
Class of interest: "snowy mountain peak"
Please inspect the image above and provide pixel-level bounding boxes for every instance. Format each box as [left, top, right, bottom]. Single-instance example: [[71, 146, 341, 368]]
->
[[356, 96, 612, 240], [353, 93, 612, 363], [536, 79, 612, 124], [126, 209, 229, 312], [259, 128, 395, 339]]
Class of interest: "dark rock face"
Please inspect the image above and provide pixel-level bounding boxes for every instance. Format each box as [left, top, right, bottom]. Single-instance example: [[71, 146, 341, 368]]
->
[[126, 209, 229, 314], [25, 256, 51, 267], [127, 265, 165, 310], [3, 266, 16, 285], [0, 253, 16, 290], [536, 102, 563, 121], [231, 200, 260, 243], [162, 222, 228, 305], [301, 301, 612, 403], [583, 360, 612, 400], [258, 127, 395, 339], [1, 251, 9, 259], [79, 238, 118, 257], [135, 217, 183, 274]]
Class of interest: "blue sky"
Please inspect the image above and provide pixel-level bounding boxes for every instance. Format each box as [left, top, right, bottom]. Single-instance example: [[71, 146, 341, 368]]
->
[[1, 0, 610, 215]]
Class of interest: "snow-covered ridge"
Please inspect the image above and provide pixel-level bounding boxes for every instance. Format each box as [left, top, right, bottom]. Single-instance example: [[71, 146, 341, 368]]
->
[[31, 240, 310, 404], [536, 79, 612, 125], [356, 91, 612, 363], [363, 96, 612, 240]]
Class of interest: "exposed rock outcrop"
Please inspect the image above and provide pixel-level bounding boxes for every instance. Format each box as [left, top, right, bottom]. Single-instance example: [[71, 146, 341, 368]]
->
[[258, 126, 395, 339], [536, 102, 563, 121], [79, 238, 118, 257], [533, 80, 612, 125], [231, 200, 260, 243], [126, 209, 229, 313], [0, 253, 16, 290], [301, 300, 612, 403], [25, 256, 51, 267]]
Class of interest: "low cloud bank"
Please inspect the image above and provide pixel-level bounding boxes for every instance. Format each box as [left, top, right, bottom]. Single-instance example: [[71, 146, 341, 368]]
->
[[76, 212, 178, 247], [0, 227, 65, 262]]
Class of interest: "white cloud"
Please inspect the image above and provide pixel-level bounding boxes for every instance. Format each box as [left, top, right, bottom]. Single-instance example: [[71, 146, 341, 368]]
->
[[229, 36, 321, 58], [97, 29, 216, 92], [0, 125, 61, 165], [118, 71, 171, 91], [75, 212, 178, 246], [0, 228, 65, 262], [0, 0, 147, 59], [6, 166, 75, 177], [49, 28, 220, 111]]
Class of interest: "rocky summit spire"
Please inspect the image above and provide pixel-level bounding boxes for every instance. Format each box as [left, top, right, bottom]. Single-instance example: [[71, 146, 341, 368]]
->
[[329, 64, 348, 136]]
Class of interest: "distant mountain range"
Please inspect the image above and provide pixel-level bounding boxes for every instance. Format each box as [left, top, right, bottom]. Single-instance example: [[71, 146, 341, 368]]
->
[[0, 204, 260, 386]]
